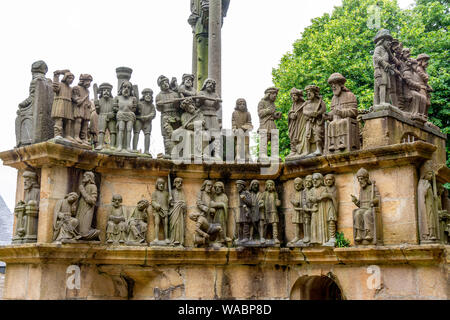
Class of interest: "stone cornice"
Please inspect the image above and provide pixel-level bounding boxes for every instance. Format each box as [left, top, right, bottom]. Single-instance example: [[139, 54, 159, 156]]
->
[[0, 244, 446, 266], [0, 140, 436, 179]]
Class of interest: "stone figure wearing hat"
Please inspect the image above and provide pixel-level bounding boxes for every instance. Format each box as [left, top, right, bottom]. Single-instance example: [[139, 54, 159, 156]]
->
[[178, 74, 196, 98], [94, 82, 116, 150], [13, 170, 40, 244], [133, 88, 156, 155], [258, 87, 282, 157], [373, 29, 394, 106], [232, 98, 253, 161], [114, 80, 138, 152], [155, 75, 183, 158], [16, 60, 54, 147], [300, 85, 326, 157], [51, 70, 75, 141], [352, 168, 381, 245], [72, 74, 93, 146], [402, 58, 428, 123], [286, 88, 306, 159], [416, 53, 433, 118], [325, 73, 358, 152]]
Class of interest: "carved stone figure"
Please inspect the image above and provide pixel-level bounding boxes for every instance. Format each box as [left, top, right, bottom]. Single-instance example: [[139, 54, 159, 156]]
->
[[288, 178, 304, 246], [127, 199, 149, 245], [286, 88, 306, 159], [309, 173, 328, 245], [15, 60, 54, 147], [179, 74, 196, 97], [258, 87, 281, 157], [261, 180, 281, 245], [211, 181, 230, 243], [133, 88, 156, 154], [75, 171, 100, 241], [106, 195, 127, 244], [249, 180, 264, 243], [417, 161, 440, 243], [197, 180, 215, 221], [88, 100, 99, 148], [114, 81, 137, 152], [52, 192, 79, 243], [151, 178, 170, 245], [232, 98, 253, 161], [352, 168, 382, 245], [51, 70, 75, 141], [12, 170, 40, 244], [196, 78, 222, 159], [94, 83, 116, 150], [373, 29, 394, 106], [322, 174, 338, 246], [325, 73, 359, 153], [189, 211, 223, 248], [438, 185, 450, 245], [235, 180, 252, 244], [301, 85, 326, 157], [403, 59, 429, 123], [72, 74, 93, 146], [302, 175, 314, 245], [155, 75, 183, 158], [169, 178, 187, 246], [416, 53, 432, 117]]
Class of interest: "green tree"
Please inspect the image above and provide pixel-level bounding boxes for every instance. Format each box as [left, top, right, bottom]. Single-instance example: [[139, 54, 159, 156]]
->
[[272, 0, 449, 162]]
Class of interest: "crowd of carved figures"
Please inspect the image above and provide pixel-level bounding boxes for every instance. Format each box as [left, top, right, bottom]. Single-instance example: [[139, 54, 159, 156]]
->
[[12, 27, 449, 248], [12, 164, 450, 247]]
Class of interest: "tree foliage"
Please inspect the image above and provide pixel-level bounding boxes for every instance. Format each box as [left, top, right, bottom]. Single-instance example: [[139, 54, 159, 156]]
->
[[272, 0, 449, 161]]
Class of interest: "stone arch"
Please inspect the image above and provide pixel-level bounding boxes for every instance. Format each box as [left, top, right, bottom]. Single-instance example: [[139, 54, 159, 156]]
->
[[290, 274, 343, 300]]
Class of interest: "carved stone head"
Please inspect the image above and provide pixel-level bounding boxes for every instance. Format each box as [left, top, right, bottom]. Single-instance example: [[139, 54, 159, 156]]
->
[[137, 199, 150, 211], [294, 177, 303, 191], [312, 173, 324, 188], [356, 168, 371, 188], [265, 180, 275, 192], [155, 178, 166, 192], [118, 81, 133, 97], [141, 88, 154, 103], [290, 88, 304, 103], [201, 180, 213, 193], [305, 175, 313, 189], [235, 98, 248, 112], [236, 180, 246, 193], [22, 170, 38, 191], [250, 180, 260, 193], [324, 174, 336, 187], [112, 194, 123, 208], [214, 181, 224, 195], [174, 177, 183, 190], [99, 83, 113, 99], [201, 78, 216, 93]]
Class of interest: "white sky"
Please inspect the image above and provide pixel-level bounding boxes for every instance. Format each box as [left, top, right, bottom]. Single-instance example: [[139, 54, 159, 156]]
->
[[0, 0, 414, 211]]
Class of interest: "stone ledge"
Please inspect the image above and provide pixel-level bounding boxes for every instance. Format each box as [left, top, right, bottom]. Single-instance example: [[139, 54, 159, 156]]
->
[[0, 243, 446, 266], [361, 110, 447, 139], [0, 141, 436, 179]]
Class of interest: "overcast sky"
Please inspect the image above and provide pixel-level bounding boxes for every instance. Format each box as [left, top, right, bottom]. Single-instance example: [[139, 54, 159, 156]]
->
[[0, 0, 415, 210]]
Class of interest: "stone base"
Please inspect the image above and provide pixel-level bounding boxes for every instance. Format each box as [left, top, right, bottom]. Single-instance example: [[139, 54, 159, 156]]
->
[[51, 137, 92, 150]]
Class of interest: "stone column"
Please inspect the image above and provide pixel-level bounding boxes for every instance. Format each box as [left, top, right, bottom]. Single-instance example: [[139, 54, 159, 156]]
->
[[115, 67, 133, 94], [192, 32, 198, 90], [208, 0, 222, 96]]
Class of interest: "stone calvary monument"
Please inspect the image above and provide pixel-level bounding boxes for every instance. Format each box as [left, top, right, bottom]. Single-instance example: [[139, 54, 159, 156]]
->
[[0, 5, 449, 299]]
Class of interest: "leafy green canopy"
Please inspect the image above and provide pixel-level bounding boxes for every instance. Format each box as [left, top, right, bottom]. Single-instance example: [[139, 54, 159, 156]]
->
[[272, 0, 449, 162]]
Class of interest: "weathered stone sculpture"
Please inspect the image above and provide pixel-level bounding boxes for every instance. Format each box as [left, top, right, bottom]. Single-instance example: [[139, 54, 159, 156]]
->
[[373, 29, 394, 107], [189, 212, 223, 248], [403, 59, 429, 123], [133, 88, 156, 155], [51, 70, 75, 141], [232, 98, 253, 161], [88, 101, 99, 149], [155, 75, 183, 158], [417, 161, 441, 243], [12, 170, 40, 244], [15, 60, 54, 147], [114, 81, 137, 152], [127, 199, 149, 245], [235, 180, 252, 245], [75, 171, 100, 241], [301, 85, 326, 157], [151, 178, 170, 245], [197, 180, 215, 222], [169, 177, 187, 246], [211, 181, 230, 243], [52, 192, 79, 243], [323, 174, 338, 246], [261, 180, 281, 245], [352, 168, 382, 246], [72, 74, 93, 146], [179, 74, 196, 97], [94, 83, 116, 150], [258, 87, 281, 158], [325, 73, 360, 153], [286, 88, 306, 159], [309, 173, 328, 246], [288, 178, 305, 246], [249, 180, 264, 244], [302, 175, 314, 245], [437, 185, 450, 245], [106, 194, 127, 244], [416, 53, 432, 118]]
